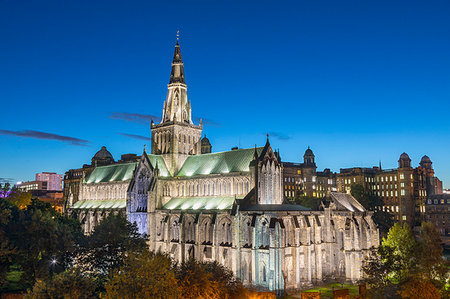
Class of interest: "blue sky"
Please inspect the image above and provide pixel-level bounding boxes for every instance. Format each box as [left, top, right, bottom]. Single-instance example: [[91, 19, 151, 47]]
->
[[0, 0, 449, 187]]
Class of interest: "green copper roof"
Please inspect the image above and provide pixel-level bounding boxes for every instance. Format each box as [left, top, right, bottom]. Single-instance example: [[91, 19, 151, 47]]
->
[[71, 199, 126, 209], [177, 147, 263, 177], [86, 162, 137, 184], [147, 154, 170, 177], [162, 196, 235, 210]]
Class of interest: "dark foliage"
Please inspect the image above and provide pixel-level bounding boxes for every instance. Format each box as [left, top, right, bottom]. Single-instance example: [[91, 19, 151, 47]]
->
[[350, 183, 394, 234], [75, 213, 147, 276]]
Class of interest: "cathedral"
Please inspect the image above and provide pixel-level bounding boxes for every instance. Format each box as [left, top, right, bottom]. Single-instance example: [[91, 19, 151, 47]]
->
[[66, 39, 379, 292]]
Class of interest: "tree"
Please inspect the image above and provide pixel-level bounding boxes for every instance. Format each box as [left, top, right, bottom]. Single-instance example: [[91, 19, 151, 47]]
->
[[363, 245, 403, 298], [7, 190, 32, 210], [382, 222, 417, 282], [103, 250, 180, 299], [8, 199, 83, 286], [202, 261, 246, 298], [75, 213, 147, 275], [295, 195, 321, 210], [398, 276, 442, 299], [25, 269, 98, 299], [0, 198, 16, 288], [416, 222, 449, 291], [176, 259, 225, 299], [350, 183, 394, 234]]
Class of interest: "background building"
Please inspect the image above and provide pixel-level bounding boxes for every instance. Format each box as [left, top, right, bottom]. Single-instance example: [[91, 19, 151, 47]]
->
[[35, 172, 63, 191], [282, 148, 337, 201], [17, 180, 48, 192], [425, 194, 450, 248], [337, 153, 443, 226]]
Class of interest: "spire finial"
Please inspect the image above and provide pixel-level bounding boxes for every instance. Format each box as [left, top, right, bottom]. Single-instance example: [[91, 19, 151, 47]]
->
[[177, 30, 180, 42], [144, 144, 147, 152], [266, 133, 269, 141]]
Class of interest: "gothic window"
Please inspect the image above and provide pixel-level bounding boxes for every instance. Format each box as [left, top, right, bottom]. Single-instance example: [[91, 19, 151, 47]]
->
[[185, 221, 194, 242], [261, 221, 269, 248], [262, 264, 267, 282], [171, 221, 180, 241]]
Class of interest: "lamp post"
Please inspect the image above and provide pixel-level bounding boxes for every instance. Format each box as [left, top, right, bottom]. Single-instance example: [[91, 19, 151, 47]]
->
[[50, 258, 57, 278]]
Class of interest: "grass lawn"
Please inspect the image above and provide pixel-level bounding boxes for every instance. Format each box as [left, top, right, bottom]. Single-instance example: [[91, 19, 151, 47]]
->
[[289, 283, 360, 298]]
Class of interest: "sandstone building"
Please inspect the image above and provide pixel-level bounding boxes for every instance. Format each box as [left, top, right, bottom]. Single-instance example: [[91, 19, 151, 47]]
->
[[65, 39, 379, 292]]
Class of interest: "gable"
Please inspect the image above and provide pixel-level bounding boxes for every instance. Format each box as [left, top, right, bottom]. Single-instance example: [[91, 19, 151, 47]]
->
[[147, 154, 170, 177], [176, 147, 264, 177]]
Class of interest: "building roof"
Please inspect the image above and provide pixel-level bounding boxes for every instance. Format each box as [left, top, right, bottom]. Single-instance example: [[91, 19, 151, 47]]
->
[[399, 152, 411, 161], [304, 147, 314, 157], [71, 199, 126, 209], [421, 155, 432, 163], [329, 192, 366, 212], [85, 162, 137, 184], [176, 147, 264, 177], [240, 204, 311, 212], [147, 154, 170, 177], [93, 146, 114, 160], [162, 196, 236, 210]]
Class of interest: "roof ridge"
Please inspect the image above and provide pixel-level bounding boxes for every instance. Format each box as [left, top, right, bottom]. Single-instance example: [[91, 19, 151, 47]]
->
[[188, 146, 265, 157], [92, 162, 138, 169]]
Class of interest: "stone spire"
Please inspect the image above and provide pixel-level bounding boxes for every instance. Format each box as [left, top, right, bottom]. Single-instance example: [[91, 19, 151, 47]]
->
[[161, 36, 192, 124], [169, 39, 185, 84]]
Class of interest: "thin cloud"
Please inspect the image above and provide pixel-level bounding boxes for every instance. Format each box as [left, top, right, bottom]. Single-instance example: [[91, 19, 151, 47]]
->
[[0, 129, 90, 146], [118, 133, 151, 141], [111, 112, 220, 127], [267, 132, 291, 140], [192, 117, 221, 127], [0, 178, 15, 184], [110, 112, 161, 125]]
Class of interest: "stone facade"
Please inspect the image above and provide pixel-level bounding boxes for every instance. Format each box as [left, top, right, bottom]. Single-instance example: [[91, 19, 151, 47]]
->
[[66, 39, 379, 292]]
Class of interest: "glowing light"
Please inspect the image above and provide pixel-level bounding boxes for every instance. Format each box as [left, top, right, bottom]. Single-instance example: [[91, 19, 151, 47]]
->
[[51, 259, 57, 265]]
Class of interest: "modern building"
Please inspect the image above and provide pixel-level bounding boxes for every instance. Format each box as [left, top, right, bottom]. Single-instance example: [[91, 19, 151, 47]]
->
[[425, 194, 450, 247], [65, 39, 379, 292], [36, 172, 63, 191], [17, 180, 48, 192]]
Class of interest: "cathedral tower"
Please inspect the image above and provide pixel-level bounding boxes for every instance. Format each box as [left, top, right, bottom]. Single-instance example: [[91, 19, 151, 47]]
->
[[151, 38, 202, 175]]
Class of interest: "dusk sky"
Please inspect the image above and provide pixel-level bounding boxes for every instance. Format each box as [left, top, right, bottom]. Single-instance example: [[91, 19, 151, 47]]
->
[[1, 0, 449, 187]]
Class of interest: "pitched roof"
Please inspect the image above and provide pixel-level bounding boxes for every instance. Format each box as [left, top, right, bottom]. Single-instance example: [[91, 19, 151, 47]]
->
[[176, 147, 264, 177], [162, 196, 236, 210], [85, 162, 137, 184], [330, 192, 366, 212], [147, 154, 170, 177], [71, 199, 126, 209], [240, 204, 311, 211]]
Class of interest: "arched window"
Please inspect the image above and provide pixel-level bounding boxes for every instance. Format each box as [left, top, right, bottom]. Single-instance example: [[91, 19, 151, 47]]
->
[[171, 221, 179, 241]]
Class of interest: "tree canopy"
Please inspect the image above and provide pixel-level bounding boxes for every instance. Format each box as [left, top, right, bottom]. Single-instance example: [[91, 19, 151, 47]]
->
[[75, 213, 147, 276]]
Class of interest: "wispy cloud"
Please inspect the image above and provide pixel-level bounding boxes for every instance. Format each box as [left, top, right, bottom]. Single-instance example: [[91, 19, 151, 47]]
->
[[111, 112, 220, 127], [267, 132, 291, 140], [192, 117, 221, 127], [0, 178, 15, 184], [110, 112, 160, 125], [0, 129, 90, 146], [118, 133, 151, 141]]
